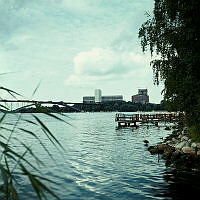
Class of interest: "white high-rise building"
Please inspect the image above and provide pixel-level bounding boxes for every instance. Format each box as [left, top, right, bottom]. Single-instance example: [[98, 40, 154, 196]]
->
[[83, 89, 123, 103], [95, 89, 102, 103]]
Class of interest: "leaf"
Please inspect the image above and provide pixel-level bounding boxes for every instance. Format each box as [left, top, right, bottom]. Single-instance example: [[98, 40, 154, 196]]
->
[[22, 119, 38, 125], [0, 113, 6, 123], [0, 104, 9, 110], [0, 133, 8, 140], [16, 140, 44, 166], [43, 112, 73, 127], [9, 183, 20, 200], [6, 113, 22, 145], [0, 86, 22, 98], [18, 127, 54, 157], [0, 164, 9, 188], [32, 115, 64, 151], [20, 164, 60, 200], [0, 71, 20, 76], [31, 80, 42, 98], [0, 142, 40, 173], [0, 126, 14, 132]]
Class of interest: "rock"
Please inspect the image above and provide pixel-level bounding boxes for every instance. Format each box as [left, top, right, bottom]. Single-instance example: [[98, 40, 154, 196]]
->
[[185, 142, 191, 147], [172, 150, 182, 158], [196, 143, 200, 149], [143, 140, 149, 146], [172, 137, 178, 143], [163, 151, 173, 160], [157, 144, 175, 154], [143, 139, 149, 144], [178, 135, 182, 139], [175, 141, 187, 149], [183, 127, 188, 134], [166, 140, 171, 145], [197, 150, 200, 156], [181, 136, 189, 141], [191, 142, 197, 148], [182, 147, 195, 154], [148, 146, 158, 154]]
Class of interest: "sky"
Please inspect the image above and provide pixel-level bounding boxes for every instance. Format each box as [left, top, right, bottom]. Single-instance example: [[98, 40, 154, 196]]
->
[[0, 0, 164, 103]]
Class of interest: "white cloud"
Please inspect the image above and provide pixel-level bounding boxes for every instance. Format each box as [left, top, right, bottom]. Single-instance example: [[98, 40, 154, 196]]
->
[[65, 47, 151, 86]]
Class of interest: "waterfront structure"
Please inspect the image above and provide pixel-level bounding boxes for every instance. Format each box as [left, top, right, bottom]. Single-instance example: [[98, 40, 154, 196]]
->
[[132, 89, 149, 104], [83, 89, 123, 103], [115, 113, 180, 127], [95, 89, 102, 103], [83, 96, 95, 103]]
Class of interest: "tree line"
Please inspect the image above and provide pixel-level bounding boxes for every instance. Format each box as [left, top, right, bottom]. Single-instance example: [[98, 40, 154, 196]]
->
[[139, 0, 200, 140], [17, 101, 165, 113]]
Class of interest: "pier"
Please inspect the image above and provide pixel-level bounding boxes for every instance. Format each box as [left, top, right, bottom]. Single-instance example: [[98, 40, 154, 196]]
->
[[115, 113, 181, 127]]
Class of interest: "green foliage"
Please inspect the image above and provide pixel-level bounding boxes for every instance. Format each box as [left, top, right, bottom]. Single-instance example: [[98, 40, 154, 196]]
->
[[139, 0, 200, 137], [188, 125, 200, 142], [14, 101, 165, 113], [74, 102, 165, 112], [0, 87, 66, 199]]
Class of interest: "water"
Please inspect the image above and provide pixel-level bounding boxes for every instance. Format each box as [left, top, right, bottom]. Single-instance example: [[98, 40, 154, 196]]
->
[[1, 112, 200, 199]]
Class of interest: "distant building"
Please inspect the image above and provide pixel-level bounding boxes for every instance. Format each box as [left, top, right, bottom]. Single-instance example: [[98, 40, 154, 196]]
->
[[138, 89, 148, 95], [83, 89, 123, 103], [95, 89, 102, 103], [83, 96, 95, 103], [102, 95, 123, 102], [132, 89, 149, 104]]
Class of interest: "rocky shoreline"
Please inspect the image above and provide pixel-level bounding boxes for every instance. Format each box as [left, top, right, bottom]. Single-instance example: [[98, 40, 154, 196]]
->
[[148, 125, 200, 171]]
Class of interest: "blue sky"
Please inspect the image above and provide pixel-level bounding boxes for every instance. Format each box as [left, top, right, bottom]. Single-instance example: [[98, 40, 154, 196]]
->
[[0, 0, 163, 103]]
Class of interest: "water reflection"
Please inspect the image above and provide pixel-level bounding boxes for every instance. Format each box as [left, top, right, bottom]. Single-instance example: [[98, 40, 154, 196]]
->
[[162, 168, 200, 199]]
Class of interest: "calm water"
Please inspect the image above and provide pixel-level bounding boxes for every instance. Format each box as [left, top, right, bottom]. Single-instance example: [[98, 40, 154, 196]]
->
[[2, 112, 200, 199]]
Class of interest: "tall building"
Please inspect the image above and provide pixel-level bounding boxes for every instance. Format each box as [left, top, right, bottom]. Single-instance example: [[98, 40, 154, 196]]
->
[[132, 89, 149, 104], [138, 89, 148, 95], [83, 89, 123, 103], [95, 89, 102, 103]]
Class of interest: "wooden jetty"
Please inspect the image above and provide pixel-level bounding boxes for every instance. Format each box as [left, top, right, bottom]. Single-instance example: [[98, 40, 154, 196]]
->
[[115, 113, 181, 127]]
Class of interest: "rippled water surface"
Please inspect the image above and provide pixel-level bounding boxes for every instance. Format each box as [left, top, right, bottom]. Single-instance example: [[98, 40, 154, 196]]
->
[[2, 112, 200, 199]]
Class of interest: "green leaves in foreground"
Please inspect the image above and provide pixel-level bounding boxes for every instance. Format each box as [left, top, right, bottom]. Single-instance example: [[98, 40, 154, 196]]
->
[[0, 111, 68, 200], [20, 164, 60, 200], [0, 86, 22, 99]]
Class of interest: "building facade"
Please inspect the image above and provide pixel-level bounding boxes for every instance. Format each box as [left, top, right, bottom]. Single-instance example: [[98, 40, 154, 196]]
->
[[83, 96, 95, 103], [132, 89, 149, 104], [95, 89, 102, 103], [102, 95, 123, 102], [83, 89, 123, 103], [138, 89, 148, 95]]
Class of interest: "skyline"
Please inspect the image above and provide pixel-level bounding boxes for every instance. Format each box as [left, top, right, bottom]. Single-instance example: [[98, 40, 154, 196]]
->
[[0, 0, 163, 103]]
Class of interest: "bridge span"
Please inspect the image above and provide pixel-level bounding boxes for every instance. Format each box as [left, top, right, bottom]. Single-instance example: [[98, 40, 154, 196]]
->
[[0, 99, 82, 105], [0, 99, 85, 112]]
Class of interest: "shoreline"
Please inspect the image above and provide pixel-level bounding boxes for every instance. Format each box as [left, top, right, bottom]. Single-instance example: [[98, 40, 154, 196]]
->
[[148, 124, 200, 171]]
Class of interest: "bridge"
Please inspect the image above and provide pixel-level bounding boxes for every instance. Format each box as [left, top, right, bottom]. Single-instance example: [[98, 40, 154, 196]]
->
[[0, 99, 85, 112]]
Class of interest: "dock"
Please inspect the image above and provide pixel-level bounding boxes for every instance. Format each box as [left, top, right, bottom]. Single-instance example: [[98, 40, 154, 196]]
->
[[115, 113, 181, 127]]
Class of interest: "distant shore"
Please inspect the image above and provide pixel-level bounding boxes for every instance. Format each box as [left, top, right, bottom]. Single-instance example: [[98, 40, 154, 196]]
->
[[4, 101, 165, 113]]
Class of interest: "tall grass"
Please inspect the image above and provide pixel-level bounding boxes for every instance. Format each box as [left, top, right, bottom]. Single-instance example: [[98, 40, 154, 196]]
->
[[0, 86, 67, 200]]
